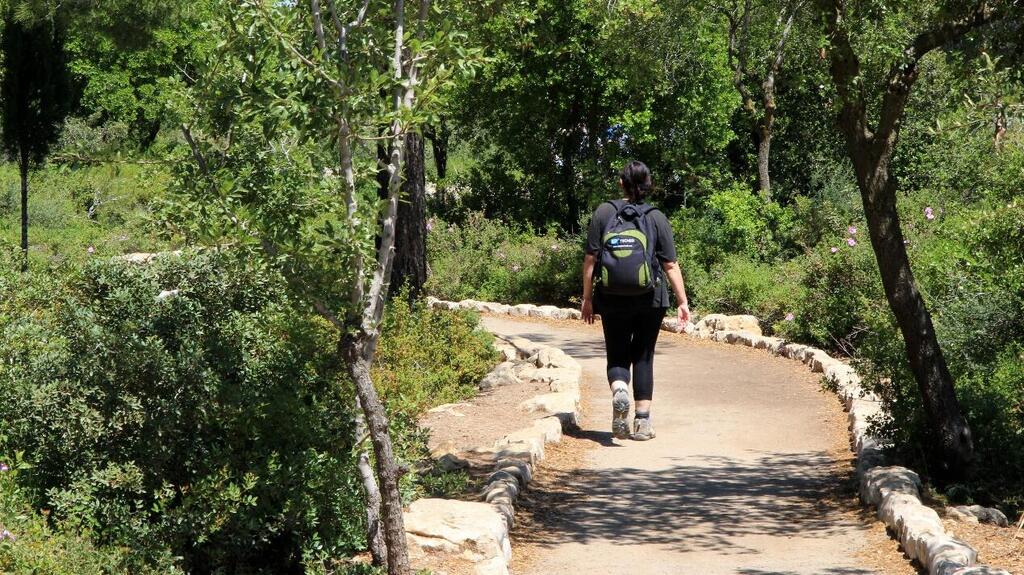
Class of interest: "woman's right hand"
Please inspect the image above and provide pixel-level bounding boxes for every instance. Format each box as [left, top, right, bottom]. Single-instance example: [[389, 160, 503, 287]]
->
[[582, 298, 594, 324]]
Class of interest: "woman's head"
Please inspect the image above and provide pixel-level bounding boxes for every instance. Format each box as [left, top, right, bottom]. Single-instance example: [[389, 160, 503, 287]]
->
[[619, 160, 652, 202]]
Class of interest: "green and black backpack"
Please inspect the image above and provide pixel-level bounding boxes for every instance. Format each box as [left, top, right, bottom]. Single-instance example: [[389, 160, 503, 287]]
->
[[596, 199, 661, 295]]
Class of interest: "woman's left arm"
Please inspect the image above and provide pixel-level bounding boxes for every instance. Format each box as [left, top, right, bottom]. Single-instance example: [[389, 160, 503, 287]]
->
[[581, 253, 597, 324], [662, 260, 690, 327]]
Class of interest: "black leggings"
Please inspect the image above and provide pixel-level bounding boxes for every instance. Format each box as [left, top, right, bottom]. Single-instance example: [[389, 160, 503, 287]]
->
[[600, 307, 667, 402]]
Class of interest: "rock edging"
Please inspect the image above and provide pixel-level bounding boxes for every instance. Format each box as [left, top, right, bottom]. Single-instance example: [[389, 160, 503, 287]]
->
[[426, 297, 1010, 575], [405, 325, 583, 575]]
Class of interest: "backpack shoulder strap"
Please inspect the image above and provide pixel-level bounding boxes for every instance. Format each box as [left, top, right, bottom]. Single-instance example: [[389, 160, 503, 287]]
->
[[603, 199, 626, 213]]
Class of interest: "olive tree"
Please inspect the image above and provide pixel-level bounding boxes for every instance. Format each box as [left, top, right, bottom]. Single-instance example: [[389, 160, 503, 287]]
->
[[164, 1, 471, 573], [814, 0, 1021, 474]]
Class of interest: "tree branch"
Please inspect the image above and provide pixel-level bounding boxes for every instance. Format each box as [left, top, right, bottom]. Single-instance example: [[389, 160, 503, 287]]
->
[[310, 0, 328, 52], [877, 1, 1005, 142], [726, 0, 756, 113], [816, 0, 871, 146]]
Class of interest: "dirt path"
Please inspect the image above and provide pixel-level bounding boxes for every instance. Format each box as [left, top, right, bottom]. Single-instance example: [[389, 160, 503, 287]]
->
[[482, 315, 913, 575]]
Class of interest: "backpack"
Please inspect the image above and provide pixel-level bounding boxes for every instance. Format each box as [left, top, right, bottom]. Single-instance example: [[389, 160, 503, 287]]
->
[[596, 200, 661, 296]]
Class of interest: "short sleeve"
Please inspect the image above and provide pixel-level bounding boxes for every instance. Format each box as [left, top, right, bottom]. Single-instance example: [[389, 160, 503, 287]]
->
[[585, 204, 612, 255], [652, 210, 677, 263]]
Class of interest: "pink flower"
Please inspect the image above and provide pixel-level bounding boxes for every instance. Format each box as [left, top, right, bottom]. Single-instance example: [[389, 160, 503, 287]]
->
[[0, 529, 13, 541], [785, 312, 795, 321], [847, 238, 857, 247], [87, 246, 96, 254], [0, 463, 8, 472], [924, 207, 935, 220], [830, 247, 839, 254], [847, 226, 857, 235]]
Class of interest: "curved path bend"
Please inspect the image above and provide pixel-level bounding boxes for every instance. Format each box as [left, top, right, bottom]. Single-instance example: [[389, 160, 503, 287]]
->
[[483, 315, 895, 575]]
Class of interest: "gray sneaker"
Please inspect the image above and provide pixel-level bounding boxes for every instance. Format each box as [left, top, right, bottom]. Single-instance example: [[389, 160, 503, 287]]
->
[[632, 416, 656, 441], [611, 388, 631, 439]]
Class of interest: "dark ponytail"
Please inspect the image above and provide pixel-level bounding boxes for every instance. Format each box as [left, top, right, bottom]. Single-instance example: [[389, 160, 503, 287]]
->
[[619, 160, 652, 203]]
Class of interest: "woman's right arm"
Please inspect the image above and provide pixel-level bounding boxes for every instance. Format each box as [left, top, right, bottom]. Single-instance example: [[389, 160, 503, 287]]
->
[[581, 253, 597, 324]]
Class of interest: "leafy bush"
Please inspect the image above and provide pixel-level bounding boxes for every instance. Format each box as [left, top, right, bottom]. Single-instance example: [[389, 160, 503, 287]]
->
[[1, 455, 179, 575], [374, 294, 498, 417], [0, 252, 496, 573], [672, 183, 797, 271], [698, 254, 804, 333], [426, 213, 581, 307], [775, 238, 884, 353]]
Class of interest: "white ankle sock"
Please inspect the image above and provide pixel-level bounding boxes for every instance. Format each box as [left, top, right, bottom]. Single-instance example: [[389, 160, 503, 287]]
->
[[611, 381, 628, 394]]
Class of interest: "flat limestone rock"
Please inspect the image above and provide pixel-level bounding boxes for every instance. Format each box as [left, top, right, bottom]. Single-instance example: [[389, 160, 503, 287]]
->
[[519, 392, 579, 427], [861, 466, 922, 506], [949, 505, 1010, 527], [404, 498, 512, 565]]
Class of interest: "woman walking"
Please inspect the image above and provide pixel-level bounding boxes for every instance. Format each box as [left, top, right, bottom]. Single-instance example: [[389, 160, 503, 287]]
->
[[581, 160, 690, 441]]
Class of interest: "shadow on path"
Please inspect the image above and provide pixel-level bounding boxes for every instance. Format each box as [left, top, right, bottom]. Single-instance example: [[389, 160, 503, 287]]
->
[[517, 449, 864, 559]]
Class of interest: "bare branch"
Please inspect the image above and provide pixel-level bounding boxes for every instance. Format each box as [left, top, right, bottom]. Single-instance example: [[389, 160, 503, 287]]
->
[[181, 124, 209, 175], [310, 0, 328, 52], [769, 0, 803, 79], [726, 0, 756, 112]]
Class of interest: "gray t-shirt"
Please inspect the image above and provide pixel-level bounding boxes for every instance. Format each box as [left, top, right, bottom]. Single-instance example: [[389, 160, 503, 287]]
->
[[584, 201, 678, 310]]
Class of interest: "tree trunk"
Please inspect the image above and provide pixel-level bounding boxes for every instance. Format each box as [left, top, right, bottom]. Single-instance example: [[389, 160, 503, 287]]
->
[[354, 396, 389, 567], [342, 338, 410, 575], [391, 131, 427, 297], [855, 171, 974, 475], [427, 119, 449, 180], [817, 0, 979, 476], [756, 124, 771, 199], [19, 147, 29, 272]]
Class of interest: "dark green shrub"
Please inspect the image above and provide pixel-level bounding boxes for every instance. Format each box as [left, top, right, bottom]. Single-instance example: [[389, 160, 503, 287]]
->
[[0, 252, 367, 572], [776, 238, 884, 353], [697, 255, 804, 333], [426, 213, 581, 307], [1, 456, 178, 575], [0, 249, 498, 572], [671, 183, 797, 271], [374, 294, 498, 417]]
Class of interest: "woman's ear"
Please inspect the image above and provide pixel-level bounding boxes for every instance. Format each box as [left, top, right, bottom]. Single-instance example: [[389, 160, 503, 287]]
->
[[617, 178, 625, 190]]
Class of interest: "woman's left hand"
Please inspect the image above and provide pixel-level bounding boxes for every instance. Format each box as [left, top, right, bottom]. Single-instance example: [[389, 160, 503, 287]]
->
[[677, 303, 690, 331]]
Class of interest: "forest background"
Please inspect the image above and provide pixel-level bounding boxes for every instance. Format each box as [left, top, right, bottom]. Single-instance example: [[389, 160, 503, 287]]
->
[[0, 0, 1022, 573]]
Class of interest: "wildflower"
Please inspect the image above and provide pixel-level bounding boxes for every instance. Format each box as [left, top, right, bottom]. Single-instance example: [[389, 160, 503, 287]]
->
[[87, 246, 96, 254], [830, 247, 839, 254], [785, 312, 795, 322], [497, 251, 506, 261], [847, 226, 857, 235], [511, 264, 520, 273], [550, 243, 559, 251], [924, 207, 935, 220], [426, 219, 434, 232], [847, 238, 857, 247], [0, 529, 13, 542], [0, 463, 8, 472]]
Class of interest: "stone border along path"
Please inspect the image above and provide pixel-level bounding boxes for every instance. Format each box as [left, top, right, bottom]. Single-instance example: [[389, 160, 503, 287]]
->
[[424, 297, 1011, 575], [404, 329, 583, 575]]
